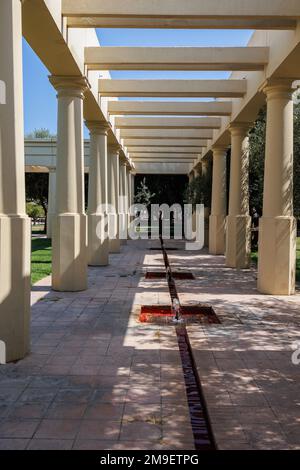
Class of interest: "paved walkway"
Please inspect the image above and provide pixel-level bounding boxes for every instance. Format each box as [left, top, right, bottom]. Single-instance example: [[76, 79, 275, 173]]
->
[[0, 240, 299, 450]]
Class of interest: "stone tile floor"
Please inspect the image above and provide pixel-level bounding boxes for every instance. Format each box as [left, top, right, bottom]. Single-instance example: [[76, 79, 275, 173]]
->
[[0, 240, 299, 450]]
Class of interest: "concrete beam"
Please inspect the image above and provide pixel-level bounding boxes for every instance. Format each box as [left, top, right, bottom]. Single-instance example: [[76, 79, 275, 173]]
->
[[133, 159, 195, 164], [115, 117, 221, 129], [63, 0, 299, 29], [108, 101, 232, 116], [128, 147, 204, 154], [124, 139, 207, 147], [99, 79, 247, 98], [134, 162, 192, 175], [130, 153, 197, 159], [67, 17, 297, 30], [86, 47, 269, 71], [120, 129, 214, 139]]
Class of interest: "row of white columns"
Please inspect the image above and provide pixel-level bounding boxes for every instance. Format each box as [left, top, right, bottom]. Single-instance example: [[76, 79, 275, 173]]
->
[[0, 0, 134, 362], [47, 78, 135, 293], [208, 79, 296, 296]]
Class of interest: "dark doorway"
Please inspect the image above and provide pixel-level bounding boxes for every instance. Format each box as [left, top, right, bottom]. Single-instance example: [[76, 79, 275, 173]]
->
[[134, 174, 189, 239], [135, 174, 188, 206]]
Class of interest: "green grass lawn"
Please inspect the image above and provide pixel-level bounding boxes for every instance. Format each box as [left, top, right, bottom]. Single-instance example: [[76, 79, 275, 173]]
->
[[252, 237, 300, 282], [30, 237, 300, 285], [31, 238, 52, 285]]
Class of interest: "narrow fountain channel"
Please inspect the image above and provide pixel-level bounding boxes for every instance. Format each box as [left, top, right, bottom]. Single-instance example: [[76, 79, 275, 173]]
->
[[159, 237, 217, 451]]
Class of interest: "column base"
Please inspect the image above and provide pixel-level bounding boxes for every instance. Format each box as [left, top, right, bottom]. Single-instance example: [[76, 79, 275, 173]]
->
[[209, 214, 226, 255], [88, 213, 109, 266], [226, 215, 251, 269], [109, 238, 121, 253], [108, 214, 120, 253], [258, 216, 296, 295], [0, 216, 31, 362], [52, 214, 87, 292]]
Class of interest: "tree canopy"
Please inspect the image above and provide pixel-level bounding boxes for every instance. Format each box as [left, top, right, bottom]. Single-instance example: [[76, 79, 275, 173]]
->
[[25, 128, 56, 139]]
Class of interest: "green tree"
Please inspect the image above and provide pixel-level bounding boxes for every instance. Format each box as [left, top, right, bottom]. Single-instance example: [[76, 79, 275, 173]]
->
[[26, 128, 56, 139], [26, 202, 45, 224], [184, 165, 212, 209], [25, 173, 48, 233], [25, 129, 56, 234], [134, 177, 156, 208], [248, 108, 266, 215], [248, 100, 300, 219]]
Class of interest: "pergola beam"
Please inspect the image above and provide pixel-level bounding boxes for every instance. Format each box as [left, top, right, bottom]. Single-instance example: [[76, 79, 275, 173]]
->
[[99, 79, 247, 98], [133, 159, 195, 163], [123, 139, 208, 147], [62, 0, 300, 29], [131, 153, 197, 158], [86, 47, 269, 71], [132, 157, 195, 162], [115, 117, 221, 130], [120, 129, 214, 139], [108, 101, 232, 116], [128, 147, 204, 154]]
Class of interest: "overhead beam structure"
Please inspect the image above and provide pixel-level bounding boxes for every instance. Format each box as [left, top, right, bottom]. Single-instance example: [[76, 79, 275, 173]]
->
[[62, 0, 300, 29], [123, 139, 208, 147], [132, 157, 196, 163], [108, 101, 232, 116], [85, 46, 269, 71], [127, 147, 204, 154], [119, 129, 214, 140], [115, 117, 221, 130], [99, 79, 247, 98]]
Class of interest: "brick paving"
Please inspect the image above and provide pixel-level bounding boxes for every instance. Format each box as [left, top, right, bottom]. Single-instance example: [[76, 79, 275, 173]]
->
[[0, 240, 299, 450]]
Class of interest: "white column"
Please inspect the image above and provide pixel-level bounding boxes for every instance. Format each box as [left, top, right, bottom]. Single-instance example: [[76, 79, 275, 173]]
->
[[201, 160, 210, 248], [49, 76, 88, 292], [120, 161, 128, 244], [131, 174, 135, 207], [127, 168, 131, 214], [226, 124, 251, 269], [209, 147, 227, 255], [47, 169, 56, 239], [86, 121, 109, 266], [108, 145, 121, 253], [127, 167, 132, 239], [0, 0, 31, 362], [258, 79, 296, 295]]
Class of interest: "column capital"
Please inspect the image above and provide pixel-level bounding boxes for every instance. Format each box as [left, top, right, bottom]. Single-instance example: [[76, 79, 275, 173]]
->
[[212, 145, 228, 155], [86, 120, 110, 136], [260, 78, 297, 100], [229, 122, 252, 137], [109, 143, 122, 155], [49, 75, 90, 99]]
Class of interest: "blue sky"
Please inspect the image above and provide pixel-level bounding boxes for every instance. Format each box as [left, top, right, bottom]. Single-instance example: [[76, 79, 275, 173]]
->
[[23, 28, 253, 137]]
